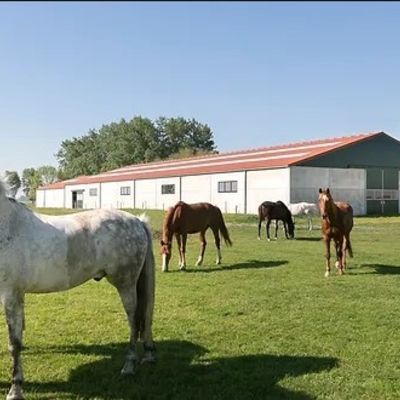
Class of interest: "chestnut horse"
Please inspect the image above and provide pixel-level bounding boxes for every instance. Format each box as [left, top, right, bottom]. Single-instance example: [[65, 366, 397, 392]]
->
[[160, 201, 232, 272], [318, 188, 354, 277]]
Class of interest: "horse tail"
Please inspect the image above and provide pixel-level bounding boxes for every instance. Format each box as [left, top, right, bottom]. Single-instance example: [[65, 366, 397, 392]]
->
[[216, 207, 233, 246], [135, 216, 156, 341], [345, 234, 354, 258]]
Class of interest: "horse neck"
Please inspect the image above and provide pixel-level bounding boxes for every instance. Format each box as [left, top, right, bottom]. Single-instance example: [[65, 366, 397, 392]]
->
[[326, 199, 340, 226], [162, 205, 180, 242]]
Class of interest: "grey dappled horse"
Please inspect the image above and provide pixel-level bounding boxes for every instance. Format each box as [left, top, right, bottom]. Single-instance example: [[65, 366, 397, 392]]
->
[[0, 181, 155, 400]]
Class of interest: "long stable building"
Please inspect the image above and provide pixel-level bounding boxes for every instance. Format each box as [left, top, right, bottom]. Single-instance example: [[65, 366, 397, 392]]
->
[[37, 131, 400, 215]]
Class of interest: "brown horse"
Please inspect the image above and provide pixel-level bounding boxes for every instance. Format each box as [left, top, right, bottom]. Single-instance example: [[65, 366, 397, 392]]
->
[[257, 201, 295, 241], [317, 188, 354, 277], [160, 201, 232, 272]]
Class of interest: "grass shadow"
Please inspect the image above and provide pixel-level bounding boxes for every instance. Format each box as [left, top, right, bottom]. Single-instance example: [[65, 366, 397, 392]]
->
[[4, 340, 338, 400], [359, 263, 400, 275], [180, 260, 288, 273], [293, 237, 321, 242]]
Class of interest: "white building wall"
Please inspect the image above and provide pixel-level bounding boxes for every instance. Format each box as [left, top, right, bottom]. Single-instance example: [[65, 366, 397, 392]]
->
[[42, 189, 65, 208], [246, 168, 290, 215], [155, 177, 181, 210], [85, 183, 101, 209], [36, 189, 46, 207], [100, 181, 134, 209], [135, 179, 157, 210], [210, 172, 245, 213], [181, 175, 212, 204], [290, 166, 366, 215]]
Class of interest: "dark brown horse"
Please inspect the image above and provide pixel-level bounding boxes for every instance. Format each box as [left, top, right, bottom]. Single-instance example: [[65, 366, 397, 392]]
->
[[318, 188, 354, 277], [257, 201, 295, 241], [160, 201, 232, 272]]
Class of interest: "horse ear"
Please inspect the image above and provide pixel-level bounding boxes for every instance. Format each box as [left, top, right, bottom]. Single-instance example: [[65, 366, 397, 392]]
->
[[326, 188, 330, 194], [318, 188, 322, 193]]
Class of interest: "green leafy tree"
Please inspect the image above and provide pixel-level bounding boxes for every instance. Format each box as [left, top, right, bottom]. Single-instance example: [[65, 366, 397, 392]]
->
[[5, 170, 21, 198], [22, 168, 41, 203], [37, 165, 58, 186], [56, 116, 217, 179]]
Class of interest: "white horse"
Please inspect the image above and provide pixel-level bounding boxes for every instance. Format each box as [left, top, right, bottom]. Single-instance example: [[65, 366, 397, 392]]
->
[[0, 181, 155, 400], [287, 202, 319, 231]]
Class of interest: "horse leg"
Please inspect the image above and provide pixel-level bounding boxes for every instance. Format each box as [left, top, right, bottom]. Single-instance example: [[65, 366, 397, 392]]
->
[[112, 279, 141, 375], [195, 231, 207, 266], [211, 226, 222, 265], [282, 221, 289, 239], [175, 234, 184, 271], [266, 219, 271, 241], [4, 292, 25, 400], [324, 238, 331, 278], [334, 237, 344, 275], [257, 217, 262, 240], [180, 233, 188, 271], [274, 220, 279, 240], [174, 233, 182, 270]]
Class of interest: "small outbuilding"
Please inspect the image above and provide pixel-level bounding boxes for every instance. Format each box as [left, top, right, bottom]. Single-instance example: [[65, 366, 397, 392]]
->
[[36, 131, 400, 215]]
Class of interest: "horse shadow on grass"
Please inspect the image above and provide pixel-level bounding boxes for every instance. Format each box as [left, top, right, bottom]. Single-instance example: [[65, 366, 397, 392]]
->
[[180, 260, 288, 273], [293, 237, 321, 242], [3, 340, 338, 400], [358, 264, 400, 275]]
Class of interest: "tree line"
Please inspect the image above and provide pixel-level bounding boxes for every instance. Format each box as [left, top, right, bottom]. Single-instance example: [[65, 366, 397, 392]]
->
[[5, 116, 217, 202]]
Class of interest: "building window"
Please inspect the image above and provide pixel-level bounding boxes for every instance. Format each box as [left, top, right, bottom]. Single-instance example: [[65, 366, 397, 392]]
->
[[120, 186, 131, 196], [218, 180, 238, 193], [161, 184, 175, 194], [89, 188, 98, 196]]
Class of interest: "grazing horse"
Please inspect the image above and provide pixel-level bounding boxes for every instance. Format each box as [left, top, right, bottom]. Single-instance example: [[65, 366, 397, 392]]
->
[[287, 202, 319, 231], [160, 201, 232, 272], [257, 201, 295, 241], [0, 181, 156, 400], [318, 188, 354, 277]]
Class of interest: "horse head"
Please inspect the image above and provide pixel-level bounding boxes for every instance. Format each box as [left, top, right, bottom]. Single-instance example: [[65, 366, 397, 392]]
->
[[318, 188, 333, 221]]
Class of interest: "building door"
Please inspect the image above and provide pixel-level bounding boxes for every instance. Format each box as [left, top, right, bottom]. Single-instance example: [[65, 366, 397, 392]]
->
[[366, 168, 399, 215], [72, 191, 84, 209]]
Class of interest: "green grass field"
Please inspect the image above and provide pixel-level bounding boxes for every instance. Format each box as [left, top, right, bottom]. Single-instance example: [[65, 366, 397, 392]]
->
[[1, 208, 400, 399]]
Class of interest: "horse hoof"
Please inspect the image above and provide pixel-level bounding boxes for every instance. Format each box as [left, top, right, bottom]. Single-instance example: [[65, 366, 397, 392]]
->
[[141, 353, 156, 364], [257, 237, 261, 240], [121, 363, 136, 376], [179, 266, 187, 271], [267, 239, 271, 242], [324, 271, 330, 278], [7, 387, 24, 400]]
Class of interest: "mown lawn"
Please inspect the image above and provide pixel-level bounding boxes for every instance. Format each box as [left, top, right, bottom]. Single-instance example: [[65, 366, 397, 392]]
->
[[0, 208, 399, 399]]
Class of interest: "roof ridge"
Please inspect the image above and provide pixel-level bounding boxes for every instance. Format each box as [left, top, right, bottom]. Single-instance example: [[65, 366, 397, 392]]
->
[[38, 131, 385, 189], [107, 131, 380, 173]]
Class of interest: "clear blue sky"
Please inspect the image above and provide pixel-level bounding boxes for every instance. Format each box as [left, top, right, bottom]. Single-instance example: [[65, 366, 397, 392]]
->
[[1, 2, 400, 176]]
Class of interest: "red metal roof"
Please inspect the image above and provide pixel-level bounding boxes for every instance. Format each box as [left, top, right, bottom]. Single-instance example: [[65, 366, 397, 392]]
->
[[40, 132, 384, 189]]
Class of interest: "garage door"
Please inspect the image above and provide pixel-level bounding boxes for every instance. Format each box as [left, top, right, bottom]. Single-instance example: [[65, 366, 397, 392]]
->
[[366, 168, 399, 215]]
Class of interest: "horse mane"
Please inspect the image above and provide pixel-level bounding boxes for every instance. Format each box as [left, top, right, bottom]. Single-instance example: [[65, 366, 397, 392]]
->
[[162, 202, 185, 239]]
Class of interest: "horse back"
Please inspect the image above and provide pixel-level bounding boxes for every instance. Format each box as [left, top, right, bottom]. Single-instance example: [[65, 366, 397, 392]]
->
[[335, 201, 354, 233], [170, 201, 218, 233]]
